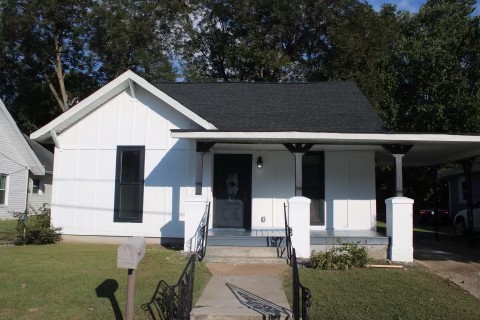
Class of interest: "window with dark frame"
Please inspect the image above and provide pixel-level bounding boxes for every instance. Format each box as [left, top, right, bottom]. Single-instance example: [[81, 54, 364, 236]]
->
[[32, 179, 41, 194], [302, 152, 325, 226], [0, 174, 7, 205], [114, 146, 145, 223]]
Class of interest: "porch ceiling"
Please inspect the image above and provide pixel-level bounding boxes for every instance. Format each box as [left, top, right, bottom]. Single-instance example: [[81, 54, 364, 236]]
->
[[171, 131, 480, 167]]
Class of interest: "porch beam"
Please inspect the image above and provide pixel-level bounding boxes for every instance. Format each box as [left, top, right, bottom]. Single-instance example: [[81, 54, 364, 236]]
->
[[283, 143, 314, 153], [196, 142, 215, 153], [195, 142, 215, 195]]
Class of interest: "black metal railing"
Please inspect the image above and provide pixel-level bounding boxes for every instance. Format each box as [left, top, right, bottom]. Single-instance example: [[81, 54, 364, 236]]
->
[[144, 254, 196, 320], [195, 202, 210, 261], [284, 203, 312, 319], [284, 203, 292, 264], [292, 248, 311, 320], [184, 202, 211, 261]]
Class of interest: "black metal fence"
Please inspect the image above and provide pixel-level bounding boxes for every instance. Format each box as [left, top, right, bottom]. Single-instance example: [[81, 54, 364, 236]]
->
[[144, 254, 196, 320], [284, 203, 312, 320]]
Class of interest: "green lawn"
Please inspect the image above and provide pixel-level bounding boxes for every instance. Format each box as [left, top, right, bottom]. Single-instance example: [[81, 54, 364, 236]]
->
[[283, 266, 480, 320], [0, 219, 17, 242], [0, 243, 211, 320]]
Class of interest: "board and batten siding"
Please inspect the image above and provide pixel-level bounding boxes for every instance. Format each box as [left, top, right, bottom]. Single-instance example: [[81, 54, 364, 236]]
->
[[325, 151, 376, 230], [52, 87, 197, 238], [0, 107, 29, 219]]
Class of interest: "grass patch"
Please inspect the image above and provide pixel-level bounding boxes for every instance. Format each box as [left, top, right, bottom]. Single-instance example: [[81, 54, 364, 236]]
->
[[283, 266, 480, 319], [0, 243, 211, 319], [0, 219, 17, 242], [377, 220, 436, 235]]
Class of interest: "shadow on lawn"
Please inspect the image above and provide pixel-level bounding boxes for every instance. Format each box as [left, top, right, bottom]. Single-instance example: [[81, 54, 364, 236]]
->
[[96, 279, 122, 320]]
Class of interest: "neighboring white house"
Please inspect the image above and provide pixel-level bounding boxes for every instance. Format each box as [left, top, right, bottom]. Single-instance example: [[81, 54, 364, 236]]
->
[[30, 71, 480, 261], [0, 99, 54, 219]]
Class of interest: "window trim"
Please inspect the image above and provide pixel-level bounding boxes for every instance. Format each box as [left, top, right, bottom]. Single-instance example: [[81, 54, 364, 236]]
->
[[32, 178, 41, 195], [0, 174, 8, 206], [113, 146, 145, 223]]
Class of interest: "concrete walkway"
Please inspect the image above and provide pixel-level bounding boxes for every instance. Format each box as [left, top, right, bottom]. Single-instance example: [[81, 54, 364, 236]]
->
[[191, 263, 292, 320], [414, 232, 480, 299]]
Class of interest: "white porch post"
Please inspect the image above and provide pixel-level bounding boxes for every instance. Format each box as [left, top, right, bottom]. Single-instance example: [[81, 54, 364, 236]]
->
[[288, 196, 311, 258], [183, 196, 208, 252], [393, 153, 404, 197], [385, 197, 414, 262], [195, 152, 203, 195], [294, 153, 304, 196]]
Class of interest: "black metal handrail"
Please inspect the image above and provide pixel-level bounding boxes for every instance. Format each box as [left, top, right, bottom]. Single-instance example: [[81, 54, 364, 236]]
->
[[196, 202, 211, 261], [284, 203, 292, 264], [292, 248, 311, 320], [144, 254, 196, 320]]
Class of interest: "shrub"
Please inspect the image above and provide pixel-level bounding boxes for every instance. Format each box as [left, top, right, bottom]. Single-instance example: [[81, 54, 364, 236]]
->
[[309, 241, 370, 270], [13, 204, 62, 245]]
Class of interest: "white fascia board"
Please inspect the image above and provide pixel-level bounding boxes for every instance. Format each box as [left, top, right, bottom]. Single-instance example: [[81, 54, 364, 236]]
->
[[170, 131, 480, 144], [0, 99, 45, 175], [31, 70, 216, 142]]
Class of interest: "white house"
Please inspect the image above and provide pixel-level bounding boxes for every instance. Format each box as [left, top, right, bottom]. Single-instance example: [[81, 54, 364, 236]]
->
[[0, 99, 54, 219], [30, 71, 480, 261]]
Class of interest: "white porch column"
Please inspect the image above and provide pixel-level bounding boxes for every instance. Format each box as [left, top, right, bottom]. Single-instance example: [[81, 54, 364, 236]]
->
[[195, 152, 203, 195], [385, 197, 414, 262], [288, 196, 311, 258], [294, 153, 304, 196], [183, 196, 208, 252], [393, 154, 404, 197]]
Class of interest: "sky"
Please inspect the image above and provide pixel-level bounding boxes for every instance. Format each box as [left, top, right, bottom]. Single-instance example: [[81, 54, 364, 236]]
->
[[368, 0, 424, 12], [368, 0, 479, 14]]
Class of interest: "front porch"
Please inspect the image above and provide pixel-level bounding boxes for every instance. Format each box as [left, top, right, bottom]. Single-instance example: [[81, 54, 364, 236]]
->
[[204, 228, 389, 260]]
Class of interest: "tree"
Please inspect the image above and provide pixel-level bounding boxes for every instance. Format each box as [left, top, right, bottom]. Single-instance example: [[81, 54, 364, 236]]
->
[[394, 0, 480, 133], [89, 0, 181, 82], [1, 0, 95, 114]]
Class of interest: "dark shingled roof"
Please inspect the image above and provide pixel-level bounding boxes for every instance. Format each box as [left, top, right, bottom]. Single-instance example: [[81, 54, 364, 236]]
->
[[154, 82, 388, 133], [23, 134, 54, 173]]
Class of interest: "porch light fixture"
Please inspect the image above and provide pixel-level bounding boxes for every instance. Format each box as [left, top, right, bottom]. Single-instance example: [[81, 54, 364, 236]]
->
[[257, 156, 263, 169]]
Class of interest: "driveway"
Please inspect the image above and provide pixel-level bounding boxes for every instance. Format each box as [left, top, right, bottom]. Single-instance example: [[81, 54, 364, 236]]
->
[[414, 225, 480, 299]]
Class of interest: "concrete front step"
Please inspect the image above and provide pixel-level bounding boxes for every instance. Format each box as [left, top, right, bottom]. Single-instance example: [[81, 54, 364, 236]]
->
[[204, 246, 287, 264], [203, 256, 287, 264]]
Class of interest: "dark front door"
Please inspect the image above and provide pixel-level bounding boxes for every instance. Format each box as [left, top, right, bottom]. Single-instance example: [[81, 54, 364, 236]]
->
[[213, 154, 252, 229]]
